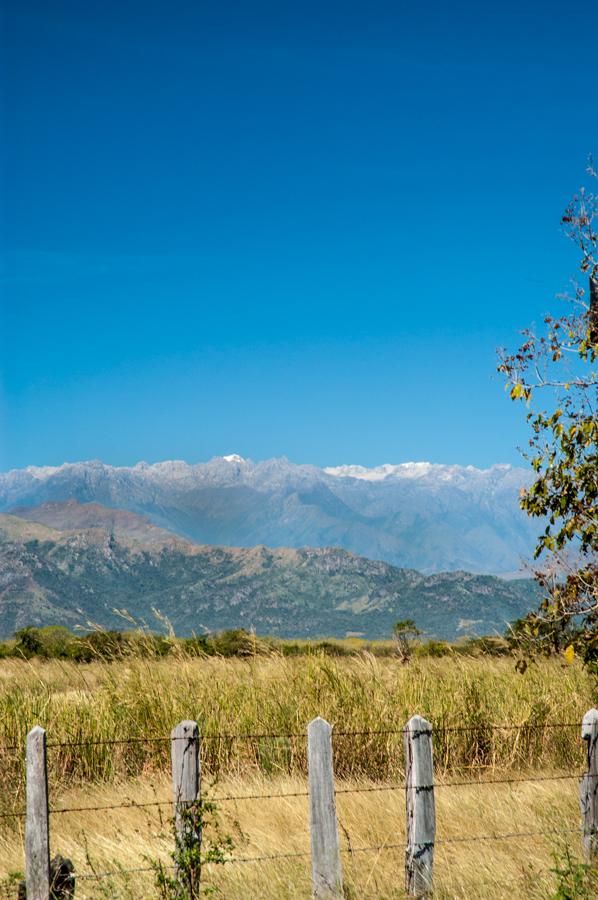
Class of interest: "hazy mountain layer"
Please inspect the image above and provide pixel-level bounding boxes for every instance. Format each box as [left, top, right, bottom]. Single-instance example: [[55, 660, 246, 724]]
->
[[0, 456, 539, 574], [0, 504, 540, 640]]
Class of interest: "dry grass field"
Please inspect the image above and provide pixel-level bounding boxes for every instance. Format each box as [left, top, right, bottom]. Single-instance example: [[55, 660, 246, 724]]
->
[[0, 651, 596, 897]]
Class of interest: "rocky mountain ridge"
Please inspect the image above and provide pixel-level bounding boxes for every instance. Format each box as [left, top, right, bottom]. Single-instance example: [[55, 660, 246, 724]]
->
[[0, 456, 538, 575], [0, 501, 540, 640]]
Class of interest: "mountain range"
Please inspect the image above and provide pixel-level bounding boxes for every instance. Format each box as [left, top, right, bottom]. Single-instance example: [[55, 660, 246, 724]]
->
[[0, 456, 539, 575], [0, 501, 540, 640]]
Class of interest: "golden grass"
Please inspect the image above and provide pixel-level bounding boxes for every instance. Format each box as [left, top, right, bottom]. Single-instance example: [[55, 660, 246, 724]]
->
[[0, 652, 595, 896], [0, 653, 594, 783], [0, 772, 585, 898]]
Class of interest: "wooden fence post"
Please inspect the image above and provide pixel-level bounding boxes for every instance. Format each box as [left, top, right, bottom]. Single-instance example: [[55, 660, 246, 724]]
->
[[308, 717, 343, 899], [171, 720, 201, 896], [580, 707, 598, 862], [26, 725, 50, 900], [404, 715, 435, 897]]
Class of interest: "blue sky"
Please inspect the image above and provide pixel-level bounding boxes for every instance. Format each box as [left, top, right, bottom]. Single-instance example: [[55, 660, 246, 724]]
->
[[1, 0, 597, 471]]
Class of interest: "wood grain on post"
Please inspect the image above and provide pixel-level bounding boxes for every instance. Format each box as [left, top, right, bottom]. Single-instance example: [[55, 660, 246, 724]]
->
[[580, 707, 598, 862], [404, 715, 435, 897], [308, 717, 343, 899], [26, 725, 50, 900], [171, 720, 201, 892]]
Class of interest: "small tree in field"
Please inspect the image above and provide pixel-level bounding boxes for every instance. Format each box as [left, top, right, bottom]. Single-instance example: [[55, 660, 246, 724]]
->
[[393, 618, 422, 663], [498, 160, 597, 665]]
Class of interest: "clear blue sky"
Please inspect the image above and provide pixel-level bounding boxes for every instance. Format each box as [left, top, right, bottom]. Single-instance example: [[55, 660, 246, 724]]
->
[[1, 0, 597, 471]]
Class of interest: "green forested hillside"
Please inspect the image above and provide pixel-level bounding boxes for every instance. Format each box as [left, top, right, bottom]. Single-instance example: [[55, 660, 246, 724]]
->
[[0, 508, 540, 639]]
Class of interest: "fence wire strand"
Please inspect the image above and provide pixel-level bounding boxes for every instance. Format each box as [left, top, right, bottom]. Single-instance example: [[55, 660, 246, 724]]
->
[[71, 826, 584, 879], [0, 719, 585, 754], [0, 769, 587, 820]]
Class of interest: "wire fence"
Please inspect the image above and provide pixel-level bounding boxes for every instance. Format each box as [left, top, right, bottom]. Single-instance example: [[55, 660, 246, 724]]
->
[[69, 826, 586, 880], [0, 718, 586, 754], [0, 769, 588, 821], [6, 716, 596, 896]]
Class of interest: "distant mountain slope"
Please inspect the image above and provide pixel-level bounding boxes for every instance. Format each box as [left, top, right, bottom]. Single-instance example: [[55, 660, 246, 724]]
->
[[0, 504, 540, 640], [10, 499, 193, 549], [0, 456, 539, 574]]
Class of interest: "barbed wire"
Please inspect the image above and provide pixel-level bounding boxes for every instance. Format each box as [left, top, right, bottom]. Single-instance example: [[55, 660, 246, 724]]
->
[[435, 826, 582, 844], [0, 719, 584, 754], [47, 735, 172, 749], [76, 864, 159, 880], [227, 848, 311, 864], [51, 799, 172, 815], [435, 771, 586, 788], [74, 825, 583, 878], [215, 770, 587, 801], [229, 826, 583, 864], [335, 722, 583, 736], [0, 770, 587, 820]]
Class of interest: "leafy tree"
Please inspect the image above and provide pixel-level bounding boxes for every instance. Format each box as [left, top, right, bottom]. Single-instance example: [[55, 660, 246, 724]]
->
[[498, 160, 597, 665], [392, 618, 422, 663], [14, 625, 73, 659]]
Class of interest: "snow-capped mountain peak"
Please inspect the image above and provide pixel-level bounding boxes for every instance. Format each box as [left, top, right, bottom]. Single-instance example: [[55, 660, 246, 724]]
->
[[324, 462, 435, 481], [323, 461, 501, 482], [0, 455, 534, 574]]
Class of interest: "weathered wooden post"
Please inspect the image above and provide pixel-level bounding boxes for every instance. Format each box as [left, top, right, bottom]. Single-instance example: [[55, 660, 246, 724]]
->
[[171, 720, 201, 896], [580, 707, 598, 862], [404, 715, 435, 897], [26, 725, 50, 900], [308, 717, 343, 899]]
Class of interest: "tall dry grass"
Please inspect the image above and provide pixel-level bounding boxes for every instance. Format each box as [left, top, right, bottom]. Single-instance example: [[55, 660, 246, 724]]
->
[[0, 773, 588, 898], [0, 652, 595, 896], [0, 653, 593, 788]]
